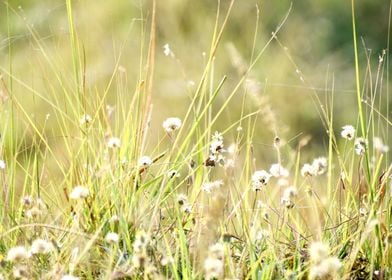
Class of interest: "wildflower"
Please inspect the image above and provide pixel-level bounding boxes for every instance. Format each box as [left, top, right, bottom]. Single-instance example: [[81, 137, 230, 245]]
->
[[163, 43, 174, 57], [277, 178, 289, 187], [133, 231, 149, 253], [204, 257, 223, 279], [13, 265, 29, 279], [7, 246, 30, 262], [109, 215, 120, 223], [0, 159, 5, 170], [107, 137, 121, 149], [21, 196, 34, 208], [167, 169, 180, 179], [281, 196, 294, 209], [309, 242, 329, 264], [80, 114, 92, 126], [25, 207, 42, 219], [373, 137, 389, 153], [312, 157, 327, 175], [177, 194, 188, 205], [208, 243, 224, 260], [69, 186, 89, 200], [204, 242, 225, 280], [61, 275, 80, 280], [205, 132, 226, 167], [283, 186, 298, 198], [138, 156, 153, 167], [341, 125, 355, 140], [251, 170, 271, 191], [301, 163, 317, 177], [160, 255, 174, 266], [210, 132, 225, 154], [269, 163, 289, 178], [162, 117, 182, 132], [309, 257, 341, 280], [354, 137, 367, 155], [30, 239, 54, 255], [202, 180, 223, 193], [181, 203, 192, 214], [105, 232, 119, 244]]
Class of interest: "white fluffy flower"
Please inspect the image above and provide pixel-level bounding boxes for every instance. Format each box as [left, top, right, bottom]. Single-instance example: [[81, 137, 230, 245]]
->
[[312, 157, 327, 175], [69, 186, 89, 200], [0, 159, 5, 170], [105, 232, 119, 244], [269, 163, 289, 178], [30, 239, 54, 255], [373, 137, 389, 153], [80, 114, 92, 126], [354, 137, 367, 155], [138, 156, 153, 167], [309, 242, 330, 264], [163, 43, 174, 57], [341, 125, 355, 140], [7, 246, 30, 262], [204, 257, 223, 279], [301, 163, 317, 177], [251, 170, 271, 191], [162, 117, 182, 132], [202, 180, 223, 193], [107, 137, 121, 149]]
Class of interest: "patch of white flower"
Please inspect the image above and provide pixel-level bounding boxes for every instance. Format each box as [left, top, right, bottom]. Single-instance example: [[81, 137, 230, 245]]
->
[[269, 163, 289, 178], [69, 186, 89, 200], [341, 125, 355, 140], [107, 137, 121, 149], [138, 156, 153, 167], [251, 170, 271, 191], [163, 117, 182, 133]]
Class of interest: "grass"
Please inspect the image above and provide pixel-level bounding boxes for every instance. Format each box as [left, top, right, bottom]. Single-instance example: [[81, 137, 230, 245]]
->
[[0, 0, 391, 279]]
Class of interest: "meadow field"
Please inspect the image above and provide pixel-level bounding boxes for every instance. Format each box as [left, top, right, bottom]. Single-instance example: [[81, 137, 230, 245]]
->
[[0, 0, 391, 279]]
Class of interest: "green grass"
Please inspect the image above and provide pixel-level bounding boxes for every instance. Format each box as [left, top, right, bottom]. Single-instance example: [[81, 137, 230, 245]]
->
[[0, 0, 391, 279]]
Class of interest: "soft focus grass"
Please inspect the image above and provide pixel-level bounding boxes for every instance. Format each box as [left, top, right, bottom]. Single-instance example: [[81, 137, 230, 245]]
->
[[0, 0, 391, 279]]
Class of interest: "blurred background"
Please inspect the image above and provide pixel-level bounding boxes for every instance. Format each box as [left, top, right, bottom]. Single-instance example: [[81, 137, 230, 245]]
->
[[0, 0, 390, 163]]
